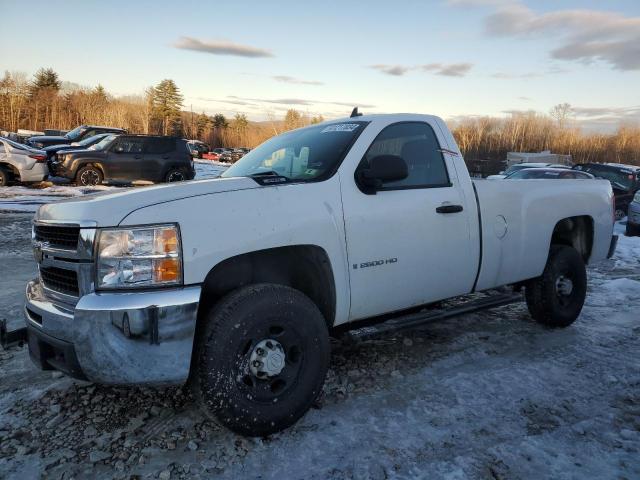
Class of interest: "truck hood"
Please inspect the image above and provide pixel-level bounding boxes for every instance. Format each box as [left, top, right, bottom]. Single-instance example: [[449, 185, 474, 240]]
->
[[28, 135, 69, 144], [35, 177, 260, 227]]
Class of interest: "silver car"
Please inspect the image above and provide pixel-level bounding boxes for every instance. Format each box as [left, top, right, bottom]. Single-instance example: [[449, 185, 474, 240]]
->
[[626, 190, 640, 236], [0, 137, 48, 186]]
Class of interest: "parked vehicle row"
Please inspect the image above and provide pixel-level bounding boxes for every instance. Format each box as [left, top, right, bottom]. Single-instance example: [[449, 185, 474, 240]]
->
[[486, 162, 571, 179]]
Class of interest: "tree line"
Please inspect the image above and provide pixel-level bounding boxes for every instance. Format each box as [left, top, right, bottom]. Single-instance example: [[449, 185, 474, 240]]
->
[[1, 68, 638, 165]]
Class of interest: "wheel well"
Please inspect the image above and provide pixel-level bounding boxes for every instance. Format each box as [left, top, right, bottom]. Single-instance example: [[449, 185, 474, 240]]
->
[[0, 162, 19, 179], [196, 245, 336, 330], [550, 216, 594, 263]]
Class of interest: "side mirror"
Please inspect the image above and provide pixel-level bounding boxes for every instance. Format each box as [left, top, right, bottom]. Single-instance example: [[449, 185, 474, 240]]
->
[[357, 155, 408, 193]]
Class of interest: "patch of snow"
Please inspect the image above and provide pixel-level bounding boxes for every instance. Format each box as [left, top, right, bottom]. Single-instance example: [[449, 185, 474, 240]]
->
[[0, 161, 228, 213]]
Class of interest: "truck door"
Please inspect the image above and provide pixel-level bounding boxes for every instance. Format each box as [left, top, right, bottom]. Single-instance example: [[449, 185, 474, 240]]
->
[[107, 136, 144, 181], [341, 121, 477, 320]]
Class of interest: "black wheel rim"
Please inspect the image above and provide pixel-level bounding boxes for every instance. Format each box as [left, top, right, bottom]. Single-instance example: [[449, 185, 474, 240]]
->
[[235, 322, 304, 403], [80, 170, 99, 186], [168, 171, 185, 182]]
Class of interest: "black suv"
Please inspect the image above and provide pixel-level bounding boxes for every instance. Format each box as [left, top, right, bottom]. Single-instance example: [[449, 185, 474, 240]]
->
[[50, 134, 195, 186], [26, 125, 127, 149], [574, 163, 640, 220]]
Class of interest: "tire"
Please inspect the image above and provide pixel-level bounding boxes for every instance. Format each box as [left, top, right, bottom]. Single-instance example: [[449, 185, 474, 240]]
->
[[0, 166, 9, 187], [192, 283, 330, 437], [165, 168, 186, 183], [626, 222, 639, 237], [525, 245, 587, 328], [614, 208, 626, 221], [75, 165, 103, 186]]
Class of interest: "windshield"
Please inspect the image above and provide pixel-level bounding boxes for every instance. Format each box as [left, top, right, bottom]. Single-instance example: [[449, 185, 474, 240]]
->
[[507, 169, 584, 179], [76, 134, 104, 146], [91, 134, 117, 151], [503, 164, 539, 175], [64, 125, 87, 140], [221, 121, 367, 182], [589, 169, 634, 191]]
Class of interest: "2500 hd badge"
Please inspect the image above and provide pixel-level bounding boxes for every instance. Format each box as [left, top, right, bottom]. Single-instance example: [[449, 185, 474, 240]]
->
[[353, 257, 398, 269]]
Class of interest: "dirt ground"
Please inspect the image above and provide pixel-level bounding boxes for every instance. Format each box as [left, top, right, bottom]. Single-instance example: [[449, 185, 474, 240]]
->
[[0, 212, 639, 480]]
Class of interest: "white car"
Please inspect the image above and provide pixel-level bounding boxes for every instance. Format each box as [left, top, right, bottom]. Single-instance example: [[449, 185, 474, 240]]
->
[[0, 137, 49, 186], [24, 113, 616, 436], [486, 162, 570, 179]]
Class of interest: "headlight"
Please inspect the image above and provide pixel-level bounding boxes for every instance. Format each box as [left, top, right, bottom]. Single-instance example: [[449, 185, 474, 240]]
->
[[96, 225, 182, 290], [634, 191, 640, 203]]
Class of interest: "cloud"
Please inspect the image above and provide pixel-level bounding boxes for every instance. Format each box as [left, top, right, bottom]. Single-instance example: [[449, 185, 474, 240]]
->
[[369, 62, 473, 77], [421, 63, 473, 77], [469, 1, 640, 70], [173, 37, 274, 58], [272, 75, 324, 86], [368, 64, 413, 76], [228, 96, 376, 109], [572, 105, 640, 119]]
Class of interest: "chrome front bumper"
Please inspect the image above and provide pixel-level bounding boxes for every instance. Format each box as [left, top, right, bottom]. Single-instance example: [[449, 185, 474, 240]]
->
[[25, 279, 201, 385]]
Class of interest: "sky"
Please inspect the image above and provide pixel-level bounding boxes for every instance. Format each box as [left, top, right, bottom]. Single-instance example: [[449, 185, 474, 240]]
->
[[1, 0, 639, 132]]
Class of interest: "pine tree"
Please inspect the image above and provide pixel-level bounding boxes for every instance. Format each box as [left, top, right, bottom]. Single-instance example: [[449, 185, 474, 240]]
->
[[31, 68, 61, 92], [213, 114, 228, 129], [283, 109, 303, 131], [152, 79, 183, 135], [196, 112, 212, 139]]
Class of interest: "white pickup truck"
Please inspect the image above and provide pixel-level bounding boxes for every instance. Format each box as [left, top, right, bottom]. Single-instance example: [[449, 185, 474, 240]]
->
[[23, 113, 617, 436]]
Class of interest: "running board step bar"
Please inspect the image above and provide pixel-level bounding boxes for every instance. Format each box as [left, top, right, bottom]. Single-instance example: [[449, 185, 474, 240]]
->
[[343, 292, 523, 341]]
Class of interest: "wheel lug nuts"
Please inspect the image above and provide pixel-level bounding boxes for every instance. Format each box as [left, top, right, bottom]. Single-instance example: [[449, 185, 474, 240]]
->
[[253, 360, 262, 368], [256, 348, 265, 356]]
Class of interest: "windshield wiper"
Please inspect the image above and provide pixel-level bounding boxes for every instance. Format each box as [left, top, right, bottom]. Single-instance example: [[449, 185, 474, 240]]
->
[[248, 170, 286, 178]]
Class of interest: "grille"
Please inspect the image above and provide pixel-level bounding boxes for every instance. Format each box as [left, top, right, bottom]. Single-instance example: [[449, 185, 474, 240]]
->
[[40, 267, 79, 296], [34, 225, 80, 250]]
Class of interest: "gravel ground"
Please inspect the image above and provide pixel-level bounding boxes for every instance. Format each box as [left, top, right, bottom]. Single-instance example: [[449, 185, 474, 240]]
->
[[0, 212, 639, 480]]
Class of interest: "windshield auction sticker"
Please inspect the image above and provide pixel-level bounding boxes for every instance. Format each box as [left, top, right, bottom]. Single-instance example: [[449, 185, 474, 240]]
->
[[321, 123, 360, 133]]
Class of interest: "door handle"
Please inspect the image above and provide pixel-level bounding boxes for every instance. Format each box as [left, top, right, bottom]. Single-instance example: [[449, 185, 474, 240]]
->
[[436, 204, 463, 214]]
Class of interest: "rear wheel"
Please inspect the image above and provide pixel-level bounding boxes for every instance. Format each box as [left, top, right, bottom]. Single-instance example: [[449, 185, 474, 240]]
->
[[192, 283, 330, 436], [165, 168, 186, 182], [0, 166, 9, 187], [525, 245, 587, 328], [75, 165, 103, 186]]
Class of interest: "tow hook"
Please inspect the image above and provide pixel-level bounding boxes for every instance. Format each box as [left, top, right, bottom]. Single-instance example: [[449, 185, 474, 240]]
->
[[0, 319, 27, 350]]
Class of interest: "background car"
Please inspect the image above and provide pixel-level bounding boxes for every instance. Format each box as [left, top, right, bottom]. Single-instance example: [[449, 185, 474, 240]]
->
[[186, 140, 210, 159], [26, 125, 126, 149], [504, 168, 594, 180], [0, 137, 48, 186], [42, 133, 115, 161], [50, 135, 194, 186], [486, 162, 570, 179], [626, 191, 640, 236], [574, 163, 640, 220]]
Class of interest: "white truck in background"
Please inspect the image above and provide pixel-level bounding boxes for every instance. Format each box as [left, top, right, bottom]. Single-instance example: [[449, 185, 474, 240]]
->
[[19, 113, 617, 436]]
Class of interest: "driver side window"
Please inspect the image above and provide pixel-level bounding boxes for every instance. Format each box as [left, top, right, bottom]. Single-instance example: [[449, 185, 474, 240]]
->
[[114, 137, 145, 154], [363, 122, 450, 189]]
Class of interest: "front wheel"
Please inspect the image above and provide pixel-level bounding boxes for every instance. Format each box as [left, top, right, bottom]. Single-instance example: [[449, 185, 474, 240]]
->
[[525, 245, 587, 328], [75, 165, 103, 186], [192, 284, 330, 437]]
